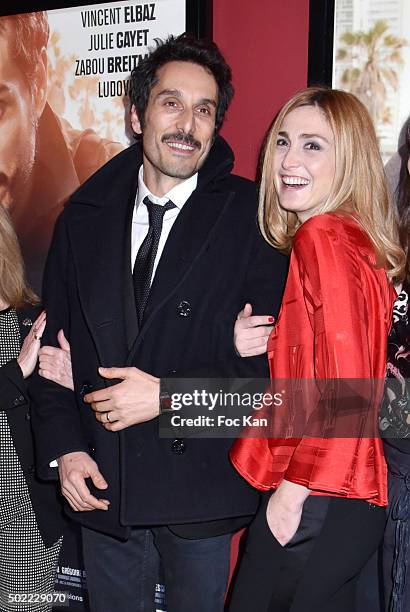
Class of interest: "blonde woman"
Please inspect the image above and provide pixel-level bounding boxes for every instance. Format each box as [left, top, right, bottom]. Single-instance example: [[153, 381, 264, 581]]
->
[[0, 206, 72, 611], [229, 88, 405, 611]]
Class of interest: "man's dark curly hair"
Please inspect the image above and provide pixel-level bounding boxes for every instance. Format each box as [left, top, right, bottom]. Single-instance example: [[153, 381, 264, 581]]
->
[[129, 33, 234, 133]]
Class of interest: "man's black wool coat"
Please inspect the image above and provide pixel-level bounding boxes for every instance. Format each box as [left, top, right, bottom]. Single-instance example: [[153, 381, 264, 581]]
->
[[31, 136, 288, 539]]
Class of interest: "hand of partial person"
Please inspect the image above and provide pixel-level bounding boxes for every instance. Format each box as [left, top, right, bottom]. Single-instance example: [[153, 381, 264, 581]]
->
[[84, 366, 160, 431], [266, 480, 310, 546], [58, 451, 109, 512], [234, 303, 274, 357], [17, 310, 47, 378], [39, 329, 74, 390]]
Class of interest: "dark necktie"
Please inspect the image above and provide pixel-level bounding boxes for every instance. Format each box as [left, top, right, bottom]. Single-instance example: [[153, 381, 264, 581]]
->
[[133, 196, 176, 323]]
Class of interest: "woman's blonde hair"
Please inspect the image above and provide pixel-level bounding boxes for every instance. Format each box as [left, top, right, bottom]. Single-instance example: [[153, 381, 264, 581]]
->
[[259, 86, 406, 281], [0, 205, 38, 308]]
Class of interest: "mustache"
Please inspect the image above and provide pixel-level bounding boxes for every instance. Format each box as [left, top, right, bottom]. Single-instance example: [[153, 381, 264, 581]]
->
[[162, 132, 201, 150]]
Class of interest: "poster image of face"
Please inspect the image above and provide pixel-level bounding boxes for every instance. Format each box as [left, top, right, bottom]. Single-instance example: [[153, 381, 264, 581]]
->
[[0, 1, 185, 294]]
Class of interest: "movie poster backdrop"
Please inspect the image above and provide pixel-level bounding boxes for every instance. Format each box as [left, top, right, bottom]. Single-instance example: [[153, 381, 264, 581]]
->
[[5, 0, 185, 295], [0, 1, 186, 609]]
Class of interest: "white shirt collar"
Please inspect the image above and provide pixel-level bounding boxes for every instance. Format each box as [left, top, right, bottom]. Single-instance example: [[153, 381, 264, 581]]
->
[[136, 164, 198, 211]]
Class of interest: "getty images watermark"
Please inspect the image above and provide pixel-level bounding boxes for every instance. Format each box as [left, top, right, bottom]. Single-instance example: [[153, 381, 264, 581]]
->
[[158, 377, 395, 439], [170, 388, 283, 410], [158, 379, 284, 438], [169, 388, 283, 428]]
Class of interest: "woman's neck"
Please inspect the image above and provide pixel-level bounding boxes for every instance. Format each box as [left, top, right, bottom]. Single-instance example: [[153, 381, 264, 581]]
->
[[0, 297, 10, 310]]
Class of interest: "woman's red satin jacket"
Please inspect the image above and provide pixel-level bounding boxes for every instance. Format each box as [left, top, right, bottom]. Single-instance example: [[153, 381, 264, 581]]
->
[[231, 213, 396, 506]]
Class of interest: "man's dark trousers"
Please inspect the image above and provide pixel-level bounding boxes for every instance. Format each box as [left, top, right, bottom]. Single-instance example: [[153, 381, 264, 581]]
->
[[82, 526, 232, 611]]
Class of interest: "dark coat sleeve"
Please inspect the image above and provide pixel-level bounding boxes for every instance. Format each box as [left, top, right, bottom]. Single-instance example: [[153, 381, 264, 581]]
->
[[29, 213, 89, 478], [0, 359, 28, 411]]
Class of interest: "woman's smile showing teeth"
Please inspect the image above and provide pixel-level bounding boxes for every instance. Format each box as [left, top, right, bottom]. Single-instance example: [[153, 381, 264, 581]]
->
[[281, 175, 310, 187]]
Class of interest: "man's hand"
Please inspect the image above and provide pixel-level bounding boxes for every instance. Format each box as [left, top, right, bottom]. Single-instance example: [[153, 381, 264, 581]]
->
[[84, 367, 160, 431], [39, 329, 74, 390], [266, 480, 310, 546], [57, 451, 109, 512], [234, 303, 274, 357]]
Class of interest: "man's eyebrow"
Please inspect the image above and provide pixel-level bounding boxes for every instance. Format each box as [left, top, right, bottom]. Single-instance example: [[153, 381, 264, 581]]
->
[[155, 89, 217, 107], [156, 89, 183, 98], [199, 98, 217, 108], [278, 130, 331, 144]]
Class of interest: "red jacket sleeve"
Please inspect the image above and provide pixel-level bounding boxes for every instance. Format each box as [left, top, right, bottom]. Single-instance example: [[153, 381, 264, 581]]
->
[[283, 217, 389, 502]]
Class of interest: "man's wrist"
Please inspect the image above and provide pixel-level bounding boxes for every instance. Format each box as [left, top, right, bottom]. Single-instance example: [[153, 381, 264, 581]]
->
[[159, 379, 172, 412]]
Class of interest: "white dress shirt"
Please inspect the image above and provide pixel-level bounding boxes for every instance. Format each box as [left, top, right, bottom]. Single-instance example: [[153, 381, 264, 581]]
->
[[131, 165, 198, 279]]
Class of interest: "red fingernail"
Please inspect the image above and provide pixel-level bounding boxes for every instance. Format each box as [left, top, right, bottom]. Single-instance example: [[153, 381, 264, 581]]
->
[[268, 316, 274, 323]]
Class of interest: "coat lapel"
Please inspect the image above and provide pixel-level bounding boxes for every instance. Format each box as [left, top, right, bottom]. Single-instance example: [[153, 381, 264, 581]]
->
[[139, 134, 235, 332], [67, 146, 140, 366], [123, 187, 139, 350], [126, 188, 234, 362]]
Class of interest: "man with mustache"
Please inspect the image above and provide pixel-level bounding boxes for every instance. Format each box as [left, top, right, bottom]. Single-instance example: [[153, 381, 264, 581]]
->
[[0, 11, 122, 293], [31, 34, 287, 611]]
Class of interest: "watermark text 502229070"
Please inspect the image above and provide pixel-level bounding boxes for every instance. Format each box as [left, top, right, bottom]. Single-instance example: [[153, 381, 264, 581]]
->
[[4, 592, 69, 609]]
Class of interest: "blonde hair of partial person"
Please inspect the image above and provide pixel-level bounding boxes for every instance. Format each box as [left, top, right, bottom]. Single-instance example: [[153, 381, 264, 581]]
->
[[0, 205, 38, 308], [259, 86, 406, 282]]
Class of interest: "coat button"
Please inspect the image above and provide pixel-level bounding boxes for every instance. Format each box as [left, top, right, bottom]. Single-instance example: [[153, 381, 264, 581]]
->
[[25, 412, 31, 421], [27, 465, 35, 475], [171, 439, 186, 455], [177, 301, 191, 317]]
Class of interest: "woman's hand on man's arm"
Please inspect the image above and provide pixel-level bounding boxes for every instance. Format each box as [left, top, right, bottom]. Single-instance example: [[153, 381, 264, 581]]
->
[[234, 303, 274, 357], [17, 310, 46, 379]]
